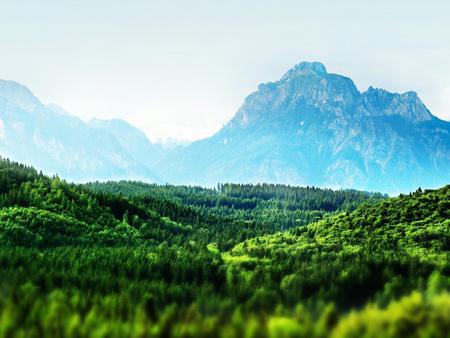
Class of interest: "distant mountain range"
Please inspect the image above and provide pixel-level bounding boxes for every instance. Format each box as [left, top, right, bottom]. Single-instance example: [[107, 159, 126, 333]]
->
[[1, 62, 449, 193], [0, 79, 161, 182]]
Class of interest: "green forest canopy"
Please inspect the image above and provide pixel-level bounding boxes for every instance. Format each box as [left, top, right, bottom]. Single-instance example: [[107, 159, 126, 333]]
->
[[0, 157, 448, 338]]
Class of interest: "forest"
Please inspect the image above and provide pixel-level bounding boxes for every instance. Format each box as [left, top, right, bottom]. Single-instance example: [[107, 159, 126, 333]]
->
[[0, 157, 449, 337]]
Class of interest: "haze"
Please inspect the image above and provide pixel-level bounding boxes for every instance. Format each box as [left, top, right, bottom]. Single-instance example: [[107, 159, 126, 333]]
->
[[1, 0, 449, 142]]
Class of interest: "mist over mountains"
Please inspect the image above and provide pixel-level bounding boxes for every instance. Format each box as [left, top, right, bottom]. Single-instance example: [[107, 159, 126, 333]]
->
[[1, 62, 449, 194], [0, 79, 160, 182]]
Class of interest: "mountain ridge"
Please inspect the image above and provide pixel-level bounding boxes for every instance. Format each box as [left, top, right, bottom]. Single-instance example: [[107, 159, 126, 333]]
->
[[152, 62, 449, 193], [0, 79, 161, 182], [0, 62, 449, 193]]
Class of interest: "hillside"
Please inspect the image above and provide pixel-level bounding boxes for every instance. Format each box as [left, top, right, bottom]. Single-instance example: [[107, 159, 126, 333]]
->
[[0, 158, 199, 247], [227, 185, 450, 307], [0, 158, 448, 337], [86, 181, 386, 249], [0, 158, 381, 248]]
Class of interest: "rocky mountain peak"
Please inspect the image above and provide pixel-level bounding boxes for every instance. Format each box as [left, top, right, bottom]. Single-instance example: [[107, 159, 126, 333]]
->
[[363, 86, 432, 122], [280, 61, 327, 81], [231, 62, 438, 130]]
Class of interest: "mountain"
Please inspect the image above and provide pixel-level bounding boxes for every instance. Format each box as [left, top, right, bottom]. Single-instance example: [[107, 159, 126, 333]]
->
[[88, 118, 164, 167], [154, 62, 450, 194], [1, 62, 449, 193], [0, 79, 160, 182]]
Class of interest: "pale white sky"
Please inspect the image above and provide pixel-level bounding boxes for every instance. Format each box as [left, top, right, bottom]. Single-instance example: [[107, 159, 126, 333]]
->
[[1, 0, 449, 142]]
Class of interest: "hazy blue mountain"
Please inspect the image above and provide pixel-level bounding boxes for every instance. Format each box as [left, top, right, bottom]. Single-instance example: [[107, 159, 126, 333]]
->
[[154, 62, 450, 194], [88, 118, 164, 167], [1, 62, 449, 193], [0, 79, 159, 182]]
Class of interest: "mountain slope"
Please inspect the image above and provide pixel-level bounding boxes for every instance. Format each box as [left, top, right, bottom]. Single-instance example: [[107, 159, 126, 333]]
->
[[154, 62, 450, 194], [0, 158, 193, 247], [0, 157, 384, 248], [88, 118, 164, 168], [0, 79, 160, 182]]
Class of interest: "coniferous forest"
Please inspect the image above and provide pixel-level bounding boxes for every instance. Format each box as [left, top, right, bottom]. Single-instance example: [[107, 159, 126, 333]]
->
[[0, 157, 449, 338]]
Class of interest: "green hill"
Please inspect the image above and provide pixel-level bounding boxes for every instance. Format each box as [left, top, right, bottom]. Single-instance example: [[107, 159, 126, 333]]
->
[[0, 159, 197, 247], [0, 158, 383, 249], [0, 158, 448, 338], [227, 185, 450, 308]]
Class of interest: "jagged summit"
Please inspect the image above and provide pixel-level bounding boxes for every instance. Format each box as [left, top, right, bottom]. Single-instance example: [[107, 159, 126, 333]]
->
[[362, 86, 432, 122], [155, 61, 450, 193], [238, 62, 434, 124], [280, 61, 327, 81]]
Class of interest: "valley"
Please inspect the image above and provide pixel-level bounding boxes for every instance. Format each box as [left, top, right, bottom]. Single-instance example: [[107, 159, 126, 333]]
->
[[0, 158, 448, 337]]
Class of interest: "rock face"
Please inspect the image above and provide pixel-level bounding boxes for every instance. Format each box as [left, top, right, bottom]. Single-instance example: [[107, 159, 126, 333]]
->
[[0, 79, 160, 182], [154, 62, 450, 194]]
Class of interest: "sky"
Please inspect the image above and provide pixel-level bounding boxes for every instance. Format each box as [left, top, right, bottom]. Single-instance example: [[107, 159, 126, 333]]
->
[[1, 0, 449, 143]]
